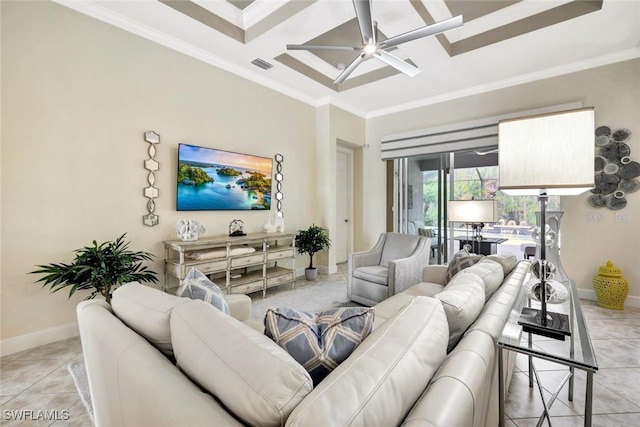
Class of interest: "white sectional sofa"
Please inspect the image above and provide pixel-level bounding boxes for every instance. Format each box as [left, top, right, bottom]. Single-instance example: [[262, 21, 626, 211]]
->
[[77, 254, 530, 427]]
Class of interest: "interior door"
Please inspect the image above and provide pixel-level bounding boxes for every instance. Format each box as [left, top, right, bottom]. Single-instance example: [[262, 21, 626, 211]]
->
[[336, 149, 351, 263]]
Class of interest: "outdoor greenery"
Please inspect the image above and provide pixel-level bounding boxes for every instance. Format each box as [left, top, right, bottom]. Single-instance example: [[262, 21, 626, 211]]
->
[[29, 234, 158, 304], [421, 166, 560, 227], [295, 224, 331, 269], [178, 163, 214, 185]]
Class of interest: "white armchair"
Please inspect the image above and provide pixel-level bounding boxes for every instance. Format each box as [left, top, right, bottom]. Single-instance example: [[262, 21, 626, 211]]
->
[[348, 233, 432, 306]]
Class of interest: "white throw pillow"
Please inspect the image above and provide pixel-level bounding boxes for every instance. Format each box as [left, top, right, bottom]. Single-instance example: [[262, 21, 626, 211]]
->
[[176, 268, 229, 315]]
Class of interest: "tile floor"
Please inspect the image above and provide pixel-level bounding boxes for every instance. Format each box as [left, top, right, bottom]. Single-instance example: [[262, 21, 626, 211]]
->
[[0, 338, 93, 426], [1, 274, 639, 426], [505, 299, 640, 426]]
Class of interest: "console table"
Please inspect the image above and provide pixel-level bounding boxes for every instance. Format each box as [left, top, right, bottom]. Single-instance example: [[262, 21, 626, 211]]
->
[[163, 232, 295, 297], [455, 237, 507, 255], [498, 279, 598, 427]]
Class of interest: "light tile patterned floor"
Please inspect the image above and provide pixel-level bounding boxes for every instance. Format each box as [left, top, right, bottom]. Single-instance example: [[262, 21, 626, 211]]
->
[[1, 267, 639, 426], [0, 338, 93, 426], [505, 299, 640, 427]]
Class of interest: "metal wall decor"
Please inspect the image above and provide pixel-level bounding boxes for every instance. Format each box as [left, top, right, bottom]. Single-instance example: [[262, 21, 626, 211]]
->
[[274, 153, 285, 232], [143, 131, 160, 226], [590, 126, 638, 210]]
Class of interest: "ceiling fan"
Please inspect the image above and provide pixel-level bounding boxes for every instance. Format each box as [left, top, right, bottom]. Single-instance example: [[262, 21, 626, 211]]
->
[[286, 0, 463, 84]]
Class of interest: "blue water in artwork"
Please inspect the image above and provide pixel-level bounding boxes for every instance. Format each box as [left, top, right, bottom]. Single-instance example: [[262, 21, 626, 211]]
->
[[177, 168, 270, 211]]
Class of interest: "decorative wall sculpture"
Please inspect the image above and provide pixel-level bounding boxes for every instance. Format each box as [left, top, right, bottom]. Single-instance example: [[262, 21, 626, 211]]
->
[[589, 126, 638, 210], [175, 219, 205, 241], [143, 131, 160, 226]]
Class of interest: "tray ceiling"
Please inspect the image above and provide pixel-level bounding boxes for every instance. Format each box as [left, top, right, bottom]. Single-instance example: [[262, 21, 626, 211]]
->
[[54, 0, 640, 117]]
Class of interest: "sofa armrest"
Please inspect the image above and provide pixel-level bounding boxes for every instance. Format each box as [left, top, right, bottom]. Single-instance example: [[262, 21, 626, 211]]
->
[[422, 265, 448, 285], [224, 294, 251, 322], [388, 237, 432, 295]]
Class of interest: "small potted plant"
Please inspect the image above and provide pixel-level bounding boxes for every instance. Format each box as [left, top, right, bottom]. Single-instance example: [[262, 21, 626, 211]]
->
[[30, 233, 158, 304], [295, 224, 331, 281]]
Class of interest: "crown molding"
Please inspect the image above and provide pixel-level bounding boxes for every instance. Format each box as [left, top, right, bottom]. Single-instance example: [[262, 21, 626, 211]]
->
[[51, 1, 640, 123], [366, 47, 640, 118]]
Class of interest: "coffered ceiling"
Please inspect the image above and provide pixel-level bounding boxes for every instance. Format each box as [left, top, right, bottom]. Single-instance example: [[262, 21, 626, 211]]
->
[[55, 0, 640, 117]]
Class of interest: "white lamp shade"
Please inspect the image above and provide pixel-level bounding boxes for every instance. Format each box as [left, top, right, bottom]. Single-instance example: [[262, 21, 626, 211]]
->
[[449, 199, 498, 223], [498, 107, 595, 196]]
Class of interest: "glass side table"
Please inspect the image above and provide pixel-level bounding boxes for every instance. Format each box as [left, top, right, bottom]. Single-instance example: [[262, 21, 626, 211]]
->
[[498, 278, 598, 427]]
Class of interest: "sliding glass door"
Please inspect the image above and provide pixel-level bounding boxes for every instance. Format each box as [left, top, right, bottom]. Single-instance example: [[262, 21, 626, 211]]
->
[[394, 154, 448, 264], [394, 148, 557, 263]]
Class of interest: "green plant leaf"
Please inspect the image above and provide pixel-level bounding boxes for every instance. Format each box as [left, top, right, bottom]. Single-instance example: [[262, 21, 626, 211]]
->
[[28, 233, 158, 304]]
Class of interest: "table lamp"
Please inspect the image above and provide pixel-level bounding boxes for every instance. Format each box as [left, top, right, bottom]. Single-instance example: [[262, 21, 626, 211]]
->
[[498, 107, 594, 340], [449, 199, 498, 253]]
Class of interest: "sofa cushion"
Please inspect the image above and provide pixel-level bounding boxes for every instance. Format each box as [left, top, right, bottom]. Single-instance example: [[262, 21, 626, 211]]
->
[[403, 282, 445, 298], [371, 292, 415, 329], [264, 307, 374, 385], [171, 300, 312, 427], [480, 253, 518, 276], [176, 268, 229, 315], [285, 296, 448, 427], [403, 330, 495, 427], [435, 275, 485, 352], [459, 260, 504, 300], [444, 250, 483, 285], [111, 282, 188, 358], [353, 265, 389, 285], [380, 232, 421, 267]]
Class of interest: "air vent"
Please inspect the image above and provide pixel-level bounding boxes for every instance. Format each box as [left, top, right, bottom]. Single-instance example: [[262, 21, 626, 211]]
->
[[251, 58, 273, 70]]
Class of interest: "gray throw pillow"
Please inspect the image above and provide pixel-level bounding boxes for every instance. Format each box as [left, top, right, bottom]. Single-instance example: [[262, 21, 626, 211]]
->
[[444, 250, 483, 285], [264, 307, 375, 385], [176, 268, 229, 315]]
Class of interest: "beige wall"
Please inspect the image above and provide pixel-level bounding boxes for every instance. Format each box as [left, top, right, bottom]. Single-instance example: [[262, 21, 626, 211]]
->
[[366, 59, 640, 302], [1, 1, 322, 350], [311, 104, 366, 271], [2, 1, 638, 353]]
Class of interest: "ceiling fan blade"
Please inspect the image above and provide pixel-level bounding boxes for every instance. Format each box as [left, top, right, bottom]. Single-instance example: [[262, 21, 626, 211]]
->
[[373, 51, 421, 77], [287, 44, 360, 52], [353, 0, 375, 45], [379, 15, 463, 49], [334, 53, 367, 84]]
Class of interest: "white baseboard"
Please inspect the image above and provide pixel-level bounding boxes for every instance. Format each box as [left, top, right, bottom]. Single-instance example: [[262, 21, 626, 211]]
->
[[577, 288, 640, 308], [0, 322, 79, 357]]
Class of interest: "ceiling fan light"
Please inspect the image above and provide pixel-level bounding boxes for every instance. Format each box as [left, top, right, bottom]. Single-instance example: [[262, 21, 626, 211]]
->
[[363, 43, 378, 54]]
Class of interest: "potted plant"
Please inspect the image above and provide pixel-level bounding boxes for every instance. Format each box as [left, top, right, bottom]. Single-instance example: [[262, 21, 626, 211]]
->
[[30, 233, 158, 304], [295, 224, 331, 281]]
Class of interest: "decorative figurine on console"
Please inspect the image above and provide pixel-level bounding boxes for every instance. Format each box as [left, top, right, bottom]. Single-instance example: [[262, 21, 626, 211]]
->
[[176, 220, 205, 242], [228, 219, 246, 237]]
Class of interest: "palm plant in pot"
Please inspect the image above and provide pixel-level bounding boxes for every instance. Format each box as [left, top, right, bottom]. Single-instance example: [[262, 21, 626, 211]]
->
[[29, 233, 158, 304], [295, 224, 331, 281]]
